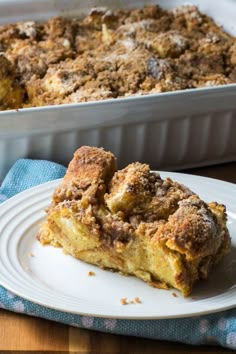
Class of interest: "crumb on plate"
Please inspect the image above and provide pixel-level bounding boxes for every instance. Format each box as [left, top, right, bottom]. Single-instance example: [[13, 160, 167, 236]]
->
[[120, 297, 128, 305]]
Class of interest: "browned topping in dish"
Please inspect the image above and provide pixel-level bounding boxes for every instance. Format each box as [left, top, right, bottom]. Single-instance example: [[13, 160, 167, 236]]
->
[[0, 4, 236, 110], [37, 146, 231, 297]]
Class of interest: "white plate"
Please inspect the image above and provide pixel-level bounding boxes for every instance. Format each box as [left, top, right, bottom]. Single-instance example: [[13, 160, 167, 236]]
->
[[0, 173, 236, 319], [1, 0, 236, 182]]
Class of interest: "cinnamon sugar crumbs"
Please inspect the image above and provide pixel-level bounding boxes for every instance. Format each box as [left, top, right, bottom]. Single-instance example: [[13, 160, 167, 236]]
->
[[29, 252, 34, 257], [120, 297, 128, 305], [88, 271, 95, 276], [134, 297, 141, 303], [172, 292, 178, 297], [120, 297, 142, 305]]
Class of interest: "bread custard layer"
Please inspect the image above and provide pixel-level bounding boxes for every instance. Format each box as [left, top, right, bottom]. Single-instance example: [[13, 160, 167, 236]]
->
[[37, 146, 231, 296]]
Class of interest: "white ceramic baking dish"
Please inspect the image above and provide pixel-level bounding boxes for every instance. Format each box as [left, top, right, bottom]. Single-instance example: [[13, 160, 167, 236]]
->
[[0, 0, 236, 181]]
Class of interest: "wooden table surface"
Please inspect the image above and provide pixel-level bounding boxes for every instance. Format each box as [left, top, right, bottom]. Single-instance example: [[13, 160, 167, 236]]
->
[[0, 162, 236, 353]]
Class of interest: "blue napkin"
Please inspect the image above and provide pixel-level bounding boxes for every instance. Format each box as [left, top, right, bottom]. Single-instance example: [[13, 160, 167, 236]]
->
[[0, 159, 236, 350]]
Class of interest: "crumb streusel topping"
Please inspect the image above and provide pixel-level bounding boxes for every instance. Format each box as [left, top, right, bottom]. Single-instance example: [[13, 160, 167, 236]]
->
[[0, 4, 235, 110]]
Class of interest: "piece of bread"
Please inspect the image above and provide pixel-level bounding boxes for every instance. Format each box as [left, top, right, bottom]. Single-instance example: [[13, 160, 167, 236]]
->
[[37, 146, 231, 296]]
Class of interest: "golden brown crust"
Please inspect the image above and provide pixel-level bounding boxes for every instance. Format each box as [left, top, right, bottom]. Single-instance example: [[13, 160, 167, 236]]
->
[[0, 4, 236, 110], [38, 146, 231, 297], [52, 146, 117, 207], [154, 196, 224, 259], [105, 162, 194, 221], [4, 17, 77, 84]]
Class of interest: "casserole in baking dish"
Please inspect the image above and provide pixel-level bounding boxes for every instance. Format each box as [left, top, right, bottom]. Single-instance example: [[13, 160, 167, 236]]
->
[[0, 2, 235, 110]]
